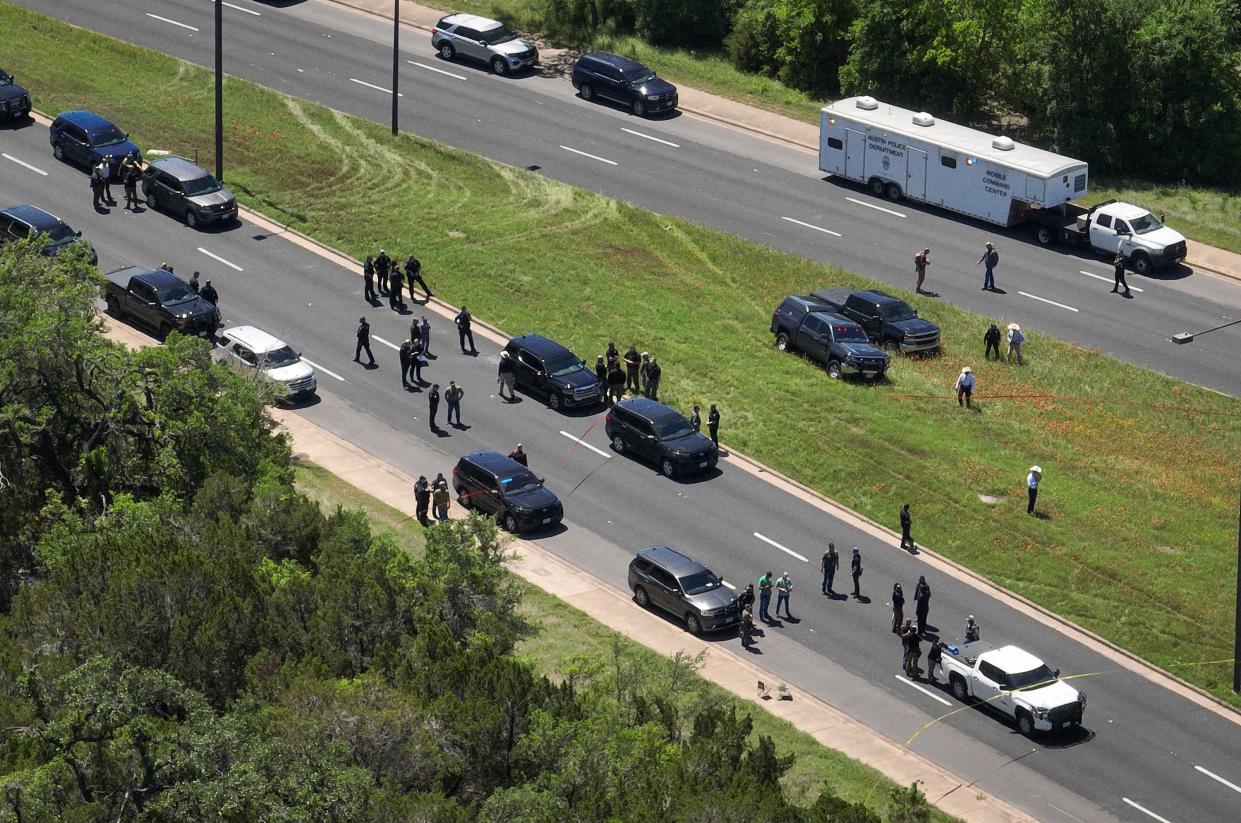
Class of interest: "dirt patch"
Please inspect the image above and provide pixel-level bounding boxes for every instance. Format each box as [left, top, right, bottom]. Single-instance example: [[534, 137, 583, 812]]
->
[[978, 493, 1005, 505]]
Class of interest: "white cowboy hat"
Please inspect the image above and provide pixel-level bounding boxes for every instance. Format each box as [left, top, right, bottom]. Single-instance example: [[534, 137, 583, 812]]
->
[[1007, 323, 1021, 331], [961, 366, 972, 374], [1030, 465, 1042, 473]]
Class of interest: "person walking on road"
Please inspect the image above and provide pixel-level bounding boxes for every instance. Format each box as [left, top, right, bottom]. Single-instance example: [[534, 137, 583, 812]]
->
[[399, 338, 413, 388], [405, 254, 432, 301], [497, 350, 516, 400], [624, 344, 641, 393], [445, 381, 464, 427], [707, 404, 720, 449], [199, 280, 218, 306], [375, 249, 391, 296], [914, 247, 930, 293], [821, 542, 839, 594], [645, 357, 662, 400], [758, 571, 773, 622], [1111, 253, 1132, 296], [354, 317, 376, 366], [890, 583, 905, 633], [913, 575, 931, 635], [455, 306, 476, 354], [607, 361, 626, 405], [1027, 465, 1041, 514], [740, 605, 755, 649], [508, 443, 528, 466], [775, 571, 793, 619], [977, 241, 999, 291], [432, 473, 450, 521], [413, 475, 430, 526], [984, 323, 1002, 361], [955, 366, 975, 409], [850, 547, 863, 598], [427, 383, 441, 430], [899, 503, 914, 551], [363, 255, 376, 302], [1006, 323, 1024, 364], [418, 315, 432, 355]]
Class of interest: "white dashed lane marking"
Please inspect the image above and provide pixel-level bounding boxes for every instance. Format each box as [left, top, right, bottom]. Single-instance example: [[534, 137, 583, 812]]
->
[[559, 430, 612, 459], [845, 196, 906, 218], [781, 216, 842, 237], [301, 358, 345, 382], [2, 153, 47, 176], [211, 0, 262, 16], [1079, 269, 1143, 292], [350, 78, 403, 96], [619, 127, 679, 148], [1194, 765, 1241, 794], [407, 60, 467, 81], [1122, 798, 1175, 823], [894, 675, 951, 706], [1018, 291, 1079, 312], [371, 335, 401, 351], [197, 247, 243, 272], [145, 13, 199, 31], [753, 532, 808, 563], [559, 145, 618, 166]]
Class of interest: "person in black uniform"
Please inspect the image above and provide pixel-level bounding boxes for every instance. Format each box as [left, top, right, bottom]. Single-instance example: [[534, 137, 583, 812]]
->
[[707, 404, 720, 448], [607, 361, 626, 404], [455, 307, 476, 354], [899, 503, 913, 551], [375, 249, 391, 296], [363, 255, 376, 302], [122, 161, 141, 210], [388, 263, 403, 310], [624, 344, 641, 393], [199, 280, 218, 306], [409, 336, 426, 385], [891, 582, 905, 633], [90, 162, 106, 211], [1111, 253, 1131, 296], [851, 547, 863, 598], [354, 317, 375, 366], [405, 255, 432, 302], [427, 383, 441, 429], [645, 357, 662, 400], [984, 323, 1002, 361], [689, 404, 701, 432], [399, 338, 413, 388], [913, 575, 931, 636], [594, 355, 608, 394], [413, 475, 430, 526]]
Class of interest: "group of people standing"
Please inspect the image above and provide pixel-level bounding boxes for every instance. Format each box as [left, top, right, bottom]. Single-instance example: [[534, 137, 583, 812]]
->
[[363, 249, 433, 310], [91, 152, 144, 212], [593, 342, 662, 403]]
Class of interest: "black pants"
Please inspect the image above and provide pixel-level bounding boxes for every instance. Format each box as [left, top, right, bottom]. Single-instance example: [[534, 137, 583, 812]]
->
[[377, 271, 389, 295], [102, 180, 115, 203], [428, 402, 439, 428], [408, 273, 431, 299], [626, 366, 639, 392], [916, 608, 928, 636], [447, 401, 461, 426], [646, 379, 659, 400], [364, 276, 376, 301], [985, 341, 1000, 360], [459, 327, 475, 352], [389, 279, 403, 308], [416, 498, 429, 525], [1112, 268, 1129, 293], [92, 183, 104, 209], [400, 355, 410, 385], [1027, 487, 1038, 513], [852, 572, 861, 597], [124, 184, 138, 209], [957, 387, 972, 408], [410, 358, 424, 383], [355, 340, 374, 364], [708, 423, 718, 447], [901, 524, 913, 549]]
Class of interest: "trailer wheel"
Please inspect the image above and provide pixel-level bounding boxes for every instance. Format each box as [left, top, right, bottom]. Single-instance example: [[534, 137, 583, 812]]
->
[[1131, 252, 1152, 276], [1036, 226, 1054, 245], [869, 177, 885, 196], [885, 182, 903, 202]]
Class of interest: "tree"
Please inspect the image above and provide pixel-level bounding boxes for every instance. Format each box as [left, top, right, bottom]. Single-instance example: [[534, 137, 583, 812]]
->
[[727, 0, 858, 97], [632, 0, 732, 49]]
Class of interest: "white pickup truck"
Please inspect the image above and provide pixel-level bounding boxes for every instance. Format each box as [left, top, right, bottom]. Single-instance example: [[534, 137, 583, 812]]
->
[[1025, 199, 1187, 274], [942, 643, 1085, 736]]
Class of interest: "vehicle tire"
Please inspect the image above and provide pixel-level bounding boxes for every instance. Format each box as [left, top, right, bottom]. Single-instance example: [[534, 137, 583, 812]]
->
[[634, 586, 650, 608], [580, 83, 594, 101], [826, 360, 843, 379], [146, 191, 157, 210], [685, 613, 703, 636], [455, 486, 471, 509], [661, 458, 675, 478], [1131, 252, 1152, 276], [1036, 226, 1054, 246], [547, 392, 562, 411], [185, 210, 198, 229], [885, 182, 903, 201], [632, 98, 646, 117], [503, 513, 519, 533], [1016, 710, 1035, 737], [490, 57, 507, 76], [438, 43, 455, 61], [611, 434, 626, 454], [775, 332, 790, 352], [869, 177, 885, 196], [53, 143, 64, 161], [950, 675, 970, 703]]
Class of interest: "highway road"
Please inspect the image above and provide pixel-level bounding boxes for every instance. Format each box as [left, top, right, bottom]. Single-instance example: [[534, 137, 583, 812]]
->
[[9, 0, 1241, 398], [3, 116, 1239, 823]]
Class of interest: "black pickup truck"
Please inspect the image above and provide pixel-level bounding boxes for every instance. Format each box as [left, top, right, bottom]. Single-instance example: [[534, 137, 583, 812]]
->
[[770, 295, 890, 380], [103, 266, 220, 338], [810, 288, 940, 354]]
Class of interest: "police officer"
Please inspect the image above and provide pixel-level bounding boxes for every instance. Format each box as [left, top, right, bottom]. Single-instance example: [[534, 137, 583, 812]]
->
[[1111, 253, 1131, 296], [594, 355, 608, 392], [388, 262, 403, 310], [99, 156, 116, 205], [409, 336, 426, 385], [899, 503, 913, 550], [707, 404, 720, 448], [199, 280, 218, 306], [405, 255, 432, 301], [90, 160, 106, 210], [645, 356, 661, 400], [913, 575, 931, 636], [820, 542, 838, 595], [455, 306, 476, 354], [624, 344, 641, 393], [363, 256, 376, 302], [851, 547, 863, 598], [354, 317, 375, 366], [375, 249, 391, 296], [428, 383, 441, 429], [413, 475, 430, 526], [399, 338, 413, 388], [607, 361, 625, 404], [741, 605, 755, 649], [689, 404, 701, 432], [122, 159, 141, 210]]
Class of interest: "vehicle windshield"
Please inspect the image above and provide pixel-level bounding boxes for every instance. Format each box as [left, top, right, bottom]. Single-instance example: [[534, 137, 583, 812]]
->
[[500, 470, 543, 496], [547, 356, 583, 378], [883, 304, 917, 322], [0, 71, 13, 86], [42, 224, 77, 243], [833, 323, 868, 343], [262, 346, 301, 368], [479, 24, 516, 45], [88, 125, 129, 148], [679, 569, 723, 596], [1009, 664, 1058, 690], [157, 283, 198, 307], [625, 67, 657, 85], [655, 416, 695, 441], [1130, 212, 1164, 234], [183, 174, 222, 197]]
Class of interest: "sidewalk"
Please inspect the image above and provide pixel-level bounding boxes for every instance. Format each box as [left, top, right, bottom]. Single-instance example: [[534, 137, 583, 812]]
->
[[330, 0, 1241, 282], [270, 405, 1035, 823]]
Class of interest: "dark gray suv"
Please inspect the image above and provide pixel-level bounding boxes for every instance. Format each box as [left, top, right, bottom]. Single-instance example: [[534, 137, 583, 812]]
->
[[141, 156, 237, 229], [628, 546, 738, 635]]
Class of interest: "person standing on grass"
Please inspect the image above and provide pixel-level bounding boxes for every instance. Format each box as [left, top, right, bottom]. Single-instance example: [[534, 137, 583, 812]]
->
[[413, 475, 430, 526], [689, 404, 702, 433], [758, 570, 773, 622], [625, 344, 641, 393], [432, 473, 450, 521], [775, 571, 793, 619], [645, 356, 662, 400], [890, 583, 905, 633], [418, 315, 432, 356], [821, 542, 838, 594], [914, 247, 930, 293], [354, 317, 375, 366], [607, 361, 626, 405], [1026, 465, 1041, 514], [639, 352, 651, 396], [1111, 253, 1132, 296], [445, 381, 464, 427], [606, 341, 620, 368], [497, 351, 516, 400], [456, 306, 476, 354], [428, 383, 441, 430], [914, 575, 931, 635], [363, 255, 376, 302], [955, 366, 975, 409], [375, 249, 391, 296], [708, 404, 720, 448], [595, 355, 608, 394], [984, 323, 1002, 361], [405, 254, 432, 301], [899, 503, 914, 551], [851, 546, 863, 598], [1006, 323, 1025, 364], [977, 241, 999, 291]]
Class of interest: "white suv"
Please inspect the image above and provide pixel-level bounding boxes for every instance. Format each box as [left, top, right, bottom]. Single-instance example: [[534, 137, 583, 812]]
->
[[217, 325, 317, 402], [431, 13, 538, 75]]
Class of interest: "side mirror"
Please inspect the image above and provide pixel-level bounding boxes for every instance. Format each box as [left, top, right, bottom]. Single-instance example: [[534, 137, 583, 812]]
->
[[1053, 668, 1060, 678], [75, 230, 82, 237]]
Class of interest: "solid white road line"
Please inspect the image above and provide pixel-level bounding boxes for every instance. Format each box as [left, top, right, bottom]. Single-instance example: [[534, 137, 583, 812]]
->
[[212, 0, 262, 16], [349, 78, 403, 97], [1122, 798, 1175, 823], [1194, 765, 1241, 794], [407, 60, 466, 81], [894, 675, 952, 706], [781, 216, 842, 237], [301, 357, 345, 382], [145, 12, 199, 31], [753, 532, 809, 563], [2, 153, 48, 176], [619, 127, 680, 148], [845, 196, 906, 218], [371, 335, 401, 352], [1018, 290, 1079, 312], [559, 430, 612, 459], [197, 247, 244, 272], [1080, 269, 1144, 292], [559, 145, 618, 166]]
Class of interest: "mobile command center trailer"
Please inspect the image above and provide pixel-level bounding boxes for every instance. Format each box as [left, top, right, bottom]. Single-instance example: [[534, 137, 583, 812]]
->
[[820, 96, 1089, 227]]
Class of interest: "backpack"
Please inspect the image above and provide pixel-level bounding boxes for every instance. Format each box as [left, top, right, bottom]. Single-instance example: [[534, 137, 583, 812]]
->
[[1011, 330, 1024, 345], [987, 249, 1000, 267]]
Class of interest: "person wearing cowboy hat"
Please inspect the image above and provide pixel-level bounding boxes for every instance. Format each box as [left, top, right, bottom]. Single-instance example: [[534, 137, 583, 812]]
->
[[1026, 465, 1042, 514], [497, 350, 516, 401], [1006, 323, 1024, 364], [977, 241, 999, 290], [955, 366, 976, 408]]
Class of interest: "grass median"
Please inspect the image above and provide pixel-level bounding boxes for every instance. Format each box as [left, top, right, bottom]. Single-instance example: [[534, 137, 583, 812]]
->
[[5, 2, 1241, 707]]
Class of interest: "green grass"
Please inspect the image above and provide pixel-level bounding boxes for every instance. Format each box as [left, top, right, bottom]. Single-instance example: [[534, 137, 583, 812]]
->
[[291, 460, 960, 820], [6, 3, 1241, 707]]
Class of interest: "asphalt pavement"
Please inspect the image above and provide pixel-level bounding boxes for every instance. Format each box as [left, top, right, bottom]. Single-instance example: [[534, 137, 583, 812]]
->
[[9, 0, 1241, 398], [2, 114, 1239, 823]]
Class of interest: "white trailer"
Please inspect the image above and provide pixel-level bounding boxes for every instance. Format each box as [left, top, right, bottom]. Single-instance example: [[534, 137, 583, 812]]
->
[[820, 96, 1089, 227]]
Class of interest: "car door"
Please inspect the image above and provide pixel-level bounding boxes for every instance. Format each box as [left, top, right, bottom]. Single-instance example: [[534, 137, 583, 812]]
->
[[599, 64, 626, 101], [0, 215, 15, 247], [230, 341, 258, 373], [128, 280, 158, 326], [64, 123, 90, 164], [512, 348, 540, 393], [1089, 212, 1121, 253], [798, 315, 829, 363], [473, 467, 502, 516], [976, 661, 1013, 716], [631, 416, 659, 461], [649, 566, 680, 614], [156, 171, 185, 213], [453, 26, 483, 61]]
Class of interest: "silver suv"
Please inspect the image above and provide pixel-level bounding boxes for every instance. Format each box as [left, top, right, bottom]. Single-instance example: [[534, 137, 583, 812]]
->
[[431, 13, 538, 75]]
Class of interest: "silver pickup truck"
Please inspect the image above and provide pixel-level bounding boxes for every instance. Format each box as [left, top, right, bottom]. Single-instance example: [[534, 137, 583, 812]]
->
[[941, 642, 1085, 736]]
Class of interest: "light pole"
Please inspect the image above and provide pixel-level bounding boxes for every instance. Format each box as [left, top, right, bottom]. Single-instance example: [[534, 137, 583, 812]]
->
[[391, 0, 399, 136], [214, 0, 223, 181]]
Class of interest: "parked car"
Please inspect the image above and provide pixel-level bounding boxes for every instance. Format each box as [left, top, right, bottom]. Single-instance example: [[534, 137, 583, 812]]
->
[[216, 325, 317, 402], [942, 642, 1085, 737], [503, 333, 603, 410], [453, 450, 563, 533], [103, 265, 220, 338], [812, 287, 941, 354], [142, 156, 237, 228], [605, 396, 717, 478], [49, 110, 140, 176], [0, 204, 96, 264], [431, 13, 538, 75], [628, 545, 738, 635], [570, 52, 678, 117], [771, 294, 889, 380], [0, 68, 31, 121]]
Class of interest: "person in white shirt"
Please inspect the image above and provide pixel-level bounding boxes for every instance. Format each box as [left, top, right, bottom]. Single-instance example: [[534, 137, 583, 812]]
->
[[1027, 465, 1042, 514], [955, 366, 975, 408]]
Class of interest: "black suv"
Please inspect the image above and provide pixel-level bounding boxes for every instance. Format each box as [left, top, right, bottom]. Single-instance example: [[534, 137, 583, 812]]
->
[[142, 156, 238, 229], [504, 334, 603, 410], [0, 69, 31, 121], [49, 110, 140, 176], [0, 205, 96, 263], [605, 397, 717, 478], [452, 450, 563, 533], [628, 546, 738, 635], [570, 52, 678, 117]]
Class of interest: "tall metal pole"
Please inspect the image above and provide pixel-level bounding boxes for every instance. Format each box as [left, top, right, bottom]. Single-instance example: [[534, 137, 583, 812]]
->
[[1234, 482, 1240, 692], [214, 0, 223, 181], [391, 0, 399, 135]]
